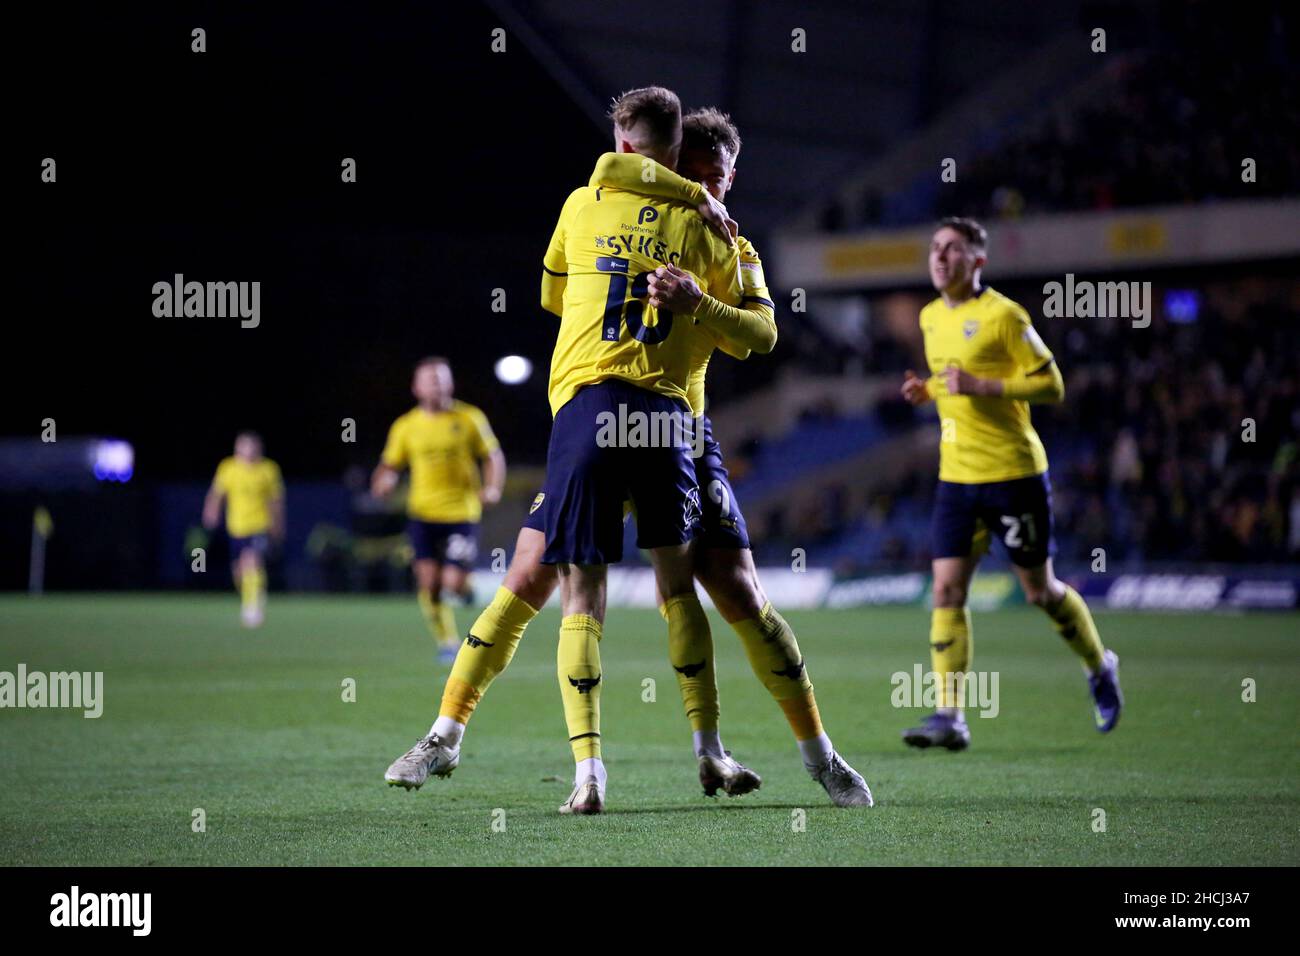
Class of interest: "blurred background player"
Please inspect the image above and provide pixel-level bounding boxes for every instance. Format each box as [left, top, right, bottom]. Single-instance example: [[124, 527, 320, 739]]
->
[[899, 217, 1123, 749], [371, 357, 506, 663], [202, 431, 284, 628]]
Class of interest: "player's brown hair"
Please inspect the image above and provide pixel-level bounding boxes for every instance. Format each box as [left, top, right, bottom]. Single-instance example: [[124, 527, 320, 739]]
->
[[936, 216, 988, 251], [683, 107, 742, 160], [608, 86, 681, 152]]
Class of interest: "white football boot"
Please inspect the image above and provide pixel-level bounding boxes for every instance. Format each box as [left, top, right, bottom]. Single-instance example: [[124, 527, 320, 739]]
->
[[384, 733, 460, 789], [558, 774, 605, 815], [698, 752, 762, 797], [810, 751, 873, 807]]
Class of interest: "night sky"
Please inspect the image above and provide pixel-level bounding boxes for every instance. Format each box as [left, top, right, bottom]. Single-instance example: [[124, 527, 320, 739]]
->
[[10, 3, 616, 479]]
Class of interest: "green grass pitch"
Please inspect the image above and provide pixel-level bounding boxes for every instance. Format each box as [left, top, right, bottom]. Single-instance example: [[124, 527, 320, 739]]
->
[[1, 594, 1296, 866]]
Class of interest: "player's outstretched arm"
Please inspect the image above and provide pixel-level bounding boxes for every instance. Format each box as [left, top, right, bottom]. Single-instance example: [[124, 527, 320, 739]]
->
[[591, 152, 705, 204], [589, 153, 735, 245]]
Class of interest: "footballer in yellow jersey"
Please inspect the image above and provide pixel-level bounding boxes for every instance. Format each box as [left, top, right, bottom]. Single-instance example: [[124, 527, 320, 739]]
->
[[900, 217, 1123, 750], [537, 137, 747, 567], [371, 357, 506, 662], [535, 88, 756, 813], [202, 432, 284, 628], [384, 102, 872, 812]]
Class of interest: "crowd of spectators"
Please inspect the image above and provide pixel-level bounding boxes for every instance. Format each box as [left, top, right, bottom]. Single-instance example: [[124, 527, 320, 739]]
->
[[742, 272, 1299, 571], [822, 9, 1298, 231], [1040, 274, 1299, 565]]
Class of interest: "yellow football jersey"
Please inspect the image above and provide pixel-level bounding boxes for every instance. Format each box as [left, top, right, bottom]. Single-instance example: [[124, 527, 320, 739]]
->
[[582, 153, 776, 416], [381, 401, 499, 523], [684, 235, 773, 415], [920, 287, 1054, 484], [541, 180, 743, 417], [213, 456, 283, 538]]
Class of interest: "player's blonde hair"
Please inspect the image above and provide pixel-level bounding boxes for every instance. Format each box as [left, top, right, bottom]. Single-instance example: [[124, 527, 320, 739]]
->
[[608, 86, 681, 152]]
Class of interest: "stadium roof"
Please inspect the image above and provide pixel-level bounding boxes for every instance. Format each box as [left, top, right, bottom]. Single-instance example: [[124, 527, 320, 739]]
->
[[488, 0, 1091, 235]]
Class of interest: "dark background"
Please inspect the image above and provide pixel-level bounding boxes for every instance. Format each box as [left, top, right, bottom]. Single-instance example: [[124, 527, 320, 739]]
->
[[6, 1, 1298, 590], [10, 2, 612, 479]]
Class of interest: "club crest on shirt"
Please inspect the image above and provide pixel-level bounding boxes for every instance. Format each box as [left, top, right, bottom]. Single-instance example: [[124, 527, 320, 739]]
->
[[529, 492, 545, 515], [963, 319, 980, 339]]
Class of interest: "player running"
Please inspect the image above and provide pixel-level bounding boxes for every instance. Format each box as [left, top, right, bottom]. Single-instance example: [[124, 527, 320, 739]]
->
[[371, 357, 506, 663], [899, 217, 1124, 750], [202, 431, 284, 628], [384, 102, 872, 811]]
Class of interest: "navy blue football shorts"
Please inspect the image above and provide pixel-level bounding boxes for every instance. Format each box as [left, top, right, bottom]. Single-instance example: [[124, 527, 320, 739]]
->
[[694, 414, 749, 549], [930, 471, 1056, 568], [539, 380, 702, 565], [229, 533, 269, 558], [407, 520, 478, 568], [524, 413, 747, 551]]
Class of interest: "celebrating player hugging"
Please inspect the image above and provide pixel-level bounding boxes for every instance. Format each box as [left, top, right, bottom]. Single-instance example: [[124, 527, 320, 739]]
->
[[381, 91, 1127, 819], [383, 87, 872, 814], [24, 1, 1300, 894]]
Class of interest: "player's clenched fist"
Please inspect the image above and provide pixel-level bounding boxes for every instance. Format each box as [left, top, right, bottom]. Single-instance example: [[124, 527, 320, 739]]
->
[[943, 363, 995, 397], [647, 263, 704, 314], [370, 465, 400, 499], [901, 369, 932, 406]]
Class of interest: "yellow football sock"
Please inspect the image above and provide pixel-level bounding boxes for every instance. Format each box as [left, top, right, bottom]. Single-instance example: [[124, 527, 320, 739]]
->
[[440, 587, 538, 724], [417, 589, 458, 646], [1046, 585, 1105, 671], [731, 602, 823, 740], [661, 594, 719, 734], [931, 607, 972, 710], [239, 566, 264, 611], [557, 614, 603, 762]]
